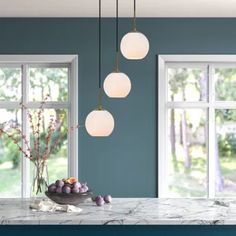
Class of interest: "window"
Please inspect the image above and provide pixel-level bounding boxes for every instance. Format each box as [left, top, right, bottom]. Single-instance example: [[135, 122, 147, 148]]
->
[[158, 55, 236, 198], [0, 55, 78, 198]]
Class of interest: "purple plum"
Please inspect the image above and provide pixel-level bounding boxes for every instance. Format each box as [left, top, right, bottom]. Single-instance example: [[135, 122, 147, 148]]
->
[[103, 195, 112, 204], [48, 184, 57, 193], [95, 196, 105, 206], [56, 187, 62, 193], [95, 195, 102, 202], [62, 185, 71, 194], [73, 182, 81, 188], [55, 180, 64, 187], [80, 186, 89, 193], [80, 183, 89, 193], [71, 187, 80, 193]]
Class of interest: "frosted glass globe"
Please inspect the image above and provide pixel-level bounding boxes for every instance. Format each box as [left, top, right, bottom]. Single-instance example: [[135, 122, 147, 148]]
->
[[85, 109, 115, 137], [120, 31, 149, 60], [103, 72, 131, 98]]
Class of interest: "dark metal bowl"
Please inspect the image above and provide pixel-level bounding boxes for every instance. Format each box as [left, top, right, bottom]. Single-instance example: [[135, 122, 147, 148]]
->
[[45, 191, 93, 206]]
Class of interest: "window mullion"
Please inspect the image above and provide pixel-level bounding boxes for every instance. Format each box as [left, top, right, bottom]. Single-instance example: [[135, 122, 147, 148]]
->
[[21, 64, 30, 198], [26, 102, 69, 109], [208, 64, 216, 198], [167, 102, 208, 109], [0, 102, 21, 109]]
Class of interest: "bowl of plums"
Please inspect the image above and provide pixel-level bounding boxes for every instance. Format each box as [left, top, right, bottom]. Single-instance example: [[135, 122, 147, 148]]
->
[[45, 177, 92, 206]]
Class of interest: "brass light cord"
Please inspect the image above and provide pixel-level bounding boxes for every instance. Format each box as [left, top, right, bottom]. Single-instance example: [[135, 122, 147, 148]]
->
[[115, 52, 119, 72], [98, 88, 102, 110], [133, 0, 137, 31]]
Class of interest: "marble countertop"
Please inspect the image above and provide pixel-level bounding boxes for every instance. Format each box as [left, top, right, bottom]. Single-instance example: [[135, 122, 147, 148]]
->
[[1, 198, 236, 225]]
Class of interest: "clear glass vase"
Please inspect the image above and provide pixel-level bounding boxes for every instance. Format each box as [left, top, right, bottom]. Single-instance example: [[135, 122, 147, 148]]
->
[[31, 160, 49, 197]]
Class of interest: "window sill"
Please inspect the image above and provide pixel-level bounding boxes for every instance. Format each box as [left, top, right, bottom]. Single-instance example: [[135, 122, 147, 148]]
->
[[0, 198, 235, 225]]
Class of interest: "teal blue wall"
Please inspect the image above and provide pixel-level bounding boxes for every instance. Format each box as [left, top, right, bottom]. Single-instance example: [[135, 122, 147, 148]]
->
[[1, 18, 236, 197]]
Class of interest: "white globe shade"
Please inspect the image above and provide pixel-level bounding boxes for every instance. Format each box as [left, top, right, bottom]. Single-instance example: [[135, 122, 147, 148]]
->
[[85, 110, 115, 137], [103, 72, 131, 98], [120, 31, 149, 60]]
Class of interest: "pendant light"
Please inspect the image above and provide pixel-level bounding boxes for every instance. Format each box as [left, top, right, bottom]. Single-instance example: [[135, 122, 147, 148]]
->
[[103, 0, 131, 98], [85, 0, 115, 137], [120, 0, 149, 60]]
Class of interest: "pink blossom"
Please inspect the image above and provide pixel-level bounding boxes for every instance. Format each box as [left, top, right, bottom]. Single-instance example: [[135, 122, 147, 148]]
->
[[0, 97, 80, 165]]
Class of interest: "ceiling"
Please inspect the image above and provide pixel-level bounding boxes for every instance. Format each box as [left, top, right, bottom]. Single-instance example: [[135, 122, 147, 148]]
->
[[0, 0, 236, 17]]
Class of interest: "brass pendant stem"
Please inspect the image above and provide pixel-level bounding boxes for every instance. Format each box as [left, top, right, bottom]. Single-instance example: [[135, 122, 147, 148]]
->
[[98, 88, 103, 110], [115, 52, 119, 72]]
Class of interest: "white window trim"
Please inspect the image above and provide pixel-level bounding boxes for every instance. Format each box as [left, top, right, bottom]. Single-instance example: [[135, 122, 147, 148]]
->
[[158, 54, 236, 199], [0, 55, 78, 198]]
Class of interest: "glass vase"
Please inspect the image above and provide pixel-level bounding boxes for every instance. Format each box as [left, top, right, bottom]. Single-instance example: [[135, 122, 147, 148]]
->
[[31, 160, 49, 197]]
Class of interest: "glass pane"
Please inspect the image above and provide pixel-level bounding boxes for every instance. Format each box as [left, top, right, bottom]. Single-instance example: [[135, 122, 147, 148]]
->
[[0, 67, 21, 101], [215, 68, 236, 101], [29, 67, 68, 101], [0, 109, 21, 197], [29, 109, 68, 196], [167, 109, 207, 197], [216, 109, 236, 197], [168, 68, 207, 102]]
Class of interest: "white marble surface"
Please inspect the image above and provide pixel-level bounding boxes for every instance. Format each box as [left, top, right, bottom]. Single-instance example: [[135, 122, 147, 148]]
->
[[1, 198, 236, 225]]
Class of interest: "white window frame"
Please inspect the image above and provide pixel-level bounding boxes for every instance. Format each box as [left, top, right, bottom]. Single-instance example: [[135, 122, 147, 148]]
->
[[158, 54, 236, 198], [0, 55, 78, 198]]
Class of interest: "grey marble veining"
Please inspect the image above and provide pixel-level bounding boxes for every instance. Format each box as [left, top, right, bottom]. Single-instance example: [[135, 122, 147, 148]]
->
[[1, 198, 236, 225]]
